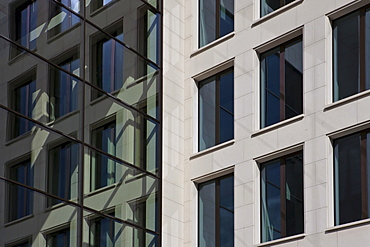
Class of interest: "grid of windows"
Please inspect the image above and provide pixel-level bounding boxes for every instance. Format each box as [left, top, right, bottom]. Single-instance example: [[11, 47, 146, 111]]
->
[[260, 152, 304, 242], [260, 37, 303, 128], [198, 68, 234, 151]]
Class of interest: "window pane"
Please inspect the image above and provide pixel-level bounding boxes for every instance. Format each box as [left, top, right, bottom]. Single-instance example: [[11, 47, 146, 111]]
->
[[199, 77, 216, 151], [199, 0, 216, 47], [220, 207, 234, 247], [285, 39, 303, 119], [199, 181, 216, 247], [220, 70, 234, 113], [261, 0, 280, 16], [220, 175, 234, 211], [285, 153, 304, 237], [366, 9, 370, 90], [219, 0, 234, 37], [334, 133, 362, 225], [333, 11, 360, 101]]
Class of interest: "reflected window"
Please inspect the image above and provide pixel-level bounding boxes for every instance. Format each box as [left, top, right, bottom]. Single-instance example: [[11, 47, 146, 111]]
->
[[49, 0, 80, 38], [46, 227, 70, 247], [92, 0, 113, 11], [13, 0, 38, 52], [260, 37, 303, 128], [90, 212, 116, 247], [8, 159, 33, 222], [333, 7, 370, 101], [9, 74, 36, 139], [334, 130, 370, 225], [198, 174, 234, 247], [91, 121, 116, 190], [48, 141, 79, 206], [6, 238, 32, 247], [50, 52, 80, 120], [199, 0, 234, 47], [198, 68, 234, 151], [261, 0, 295, 17], [261, 152, 304, 242], [92, 22, 123, 98]]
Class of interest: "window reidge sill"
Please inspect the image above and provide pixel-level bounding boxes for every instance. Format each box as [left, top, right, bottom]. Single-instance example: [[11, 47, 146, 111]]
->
[[85, 183, 117, 197], [190, 32, 235, 58], [190, 139, 235, 160], [252, 0, 304, 27], [256, 233, 305, 247], [252, 114, 304, 137], [5, 129, 33, 146], [4, 215, 33, 227], [326, 219, 370, 233], [324, 89, 370, 111]]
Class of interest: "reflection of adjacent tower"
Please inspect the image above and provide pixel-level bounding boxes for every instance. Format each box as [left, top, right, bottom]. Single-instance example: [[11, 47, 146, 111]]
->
[[0, 0, 162, 246]]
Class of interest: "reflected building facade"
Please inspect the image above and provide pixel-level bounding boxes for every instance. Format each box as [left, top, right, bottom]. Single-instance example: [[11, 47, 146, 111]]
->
[[0, 0, 161, 246]]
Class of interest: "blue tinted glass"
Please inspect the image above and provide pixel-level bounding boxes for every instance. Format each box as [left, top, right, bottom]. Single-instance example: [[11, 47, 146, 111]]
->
[[220, 108, 233, 143], [199, 0, 216, 47], [102, 39, 113, 92], [220, 207, 234, 247], [366, 9, 370, 90], [220, 176, 234, 210], [220, 70, 234, 113], [266, 92, 280, 127], [220, 0, 234, 37]]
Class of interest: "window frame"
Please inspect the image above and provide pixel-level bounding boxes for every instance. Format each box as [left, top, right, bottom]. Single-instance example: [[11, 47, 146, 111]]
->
[[197, 67, 234, 152], [89, 211, 116, 247], [332, 4, 370, 102], [5, 236, 32, 247], [48, 0, 80, 39], [260, 0, 295, 17], [260, 151, 304, 242], [197, 174, 234, 247], [259, 36, 303, 129], [45, 226, 70, 247]]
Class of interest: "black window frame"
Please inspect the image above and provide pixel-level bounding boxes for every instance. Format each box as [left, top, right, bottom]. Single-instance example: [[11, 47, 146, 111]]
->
[[260, 36, 303, 128], [260, 151, 304, 242], [46, 227, 70, 247], [198, 67, 234, 152], [198, 174, 234, 247]]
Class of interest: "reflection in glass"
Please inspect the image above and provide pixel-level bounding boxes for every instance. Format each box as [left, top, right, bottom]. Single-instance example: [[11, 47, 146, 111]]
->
[[15, 0, 38, 50], [90, 213, 116, 247], [46, 228, 70, 247], [49, 0, 79, 37], [261, 0, 294, 17]]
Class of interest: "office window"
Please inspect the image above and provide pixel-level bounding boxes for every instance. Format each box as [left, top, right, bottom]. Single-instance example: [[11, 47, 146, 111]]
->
[[90, 213, 115, 247], [8, 160, 33, 222], [46, 228, 70, 247], [334, 130, 370, 225], [49, 0, 80, 38], [92, 23, 123, 97], [198, 68, 234, 151], [261, 0, 295, 17], [91, 0, 113, 11], [199, 0, 234, 47], [10, 76, 36, 139], [260, 37, 303, 128], [198, 175, 234, 247], [333, 7, 370, 101], [50, 53, 79, 120], [12, 0, 37, 56], [261, 151, 303, 242], [48, 142, 78, 206], [6, 238, 32, 247], [91, 121, 116, 190]]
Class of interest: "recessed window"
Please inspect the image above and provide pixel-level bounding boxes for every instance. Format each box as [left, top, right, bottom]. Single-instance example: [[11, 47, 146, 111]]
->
[[13, 0, 38, 54], [8, 159, 33, 222], [198, 68, 234, 151], [48, 0, 79, 38], [90, 212, 116, 247], [261, 0, 295, 17], [260, 151, 303, 242], [92, 22, 124, 98], [333, 6, 370, 101], [198, 174, 234, 247], [199, 0, 234, 48], [48, 141, 79, 206], [333, 130, 370, 225], [46, 227, 70, 247], [50, 52, 80, 120], [9, 75, 36, 139], [5, 238, 32, 247], [260, 37, 303, 128], [91, 120, 116, 191], [91, 0, 113, 12]]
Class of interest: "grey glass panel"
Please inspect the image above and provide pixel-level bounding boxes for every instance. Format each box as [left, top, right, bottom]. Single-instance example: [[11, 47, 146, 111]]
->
[[90, 214, 115, 247], [47, 228, 70, 247], [333, 11, 360, 101], [220, 0, 234, 37], [199, 181, 216, 247], [199, 77, 216, 151], [199, 0, 216, 47], [220, 70, 234, 113], [367, 132, 370, 217], [334, 133, 362, 225], [285, 39, 303, 119], [366, 9, 370, 90], [220, 175, 234, 211], [285, 153, 304, 237], [261, 161, 281, 242], [220, 207, 234, 247], [219, 108, 233, 145], [261, 49, 280, 128]]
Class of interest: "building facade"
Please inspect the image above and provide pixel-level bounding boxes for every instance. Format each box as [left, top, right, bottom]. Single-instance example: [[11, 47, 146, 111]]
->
[[1, 0, 370, 246]]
